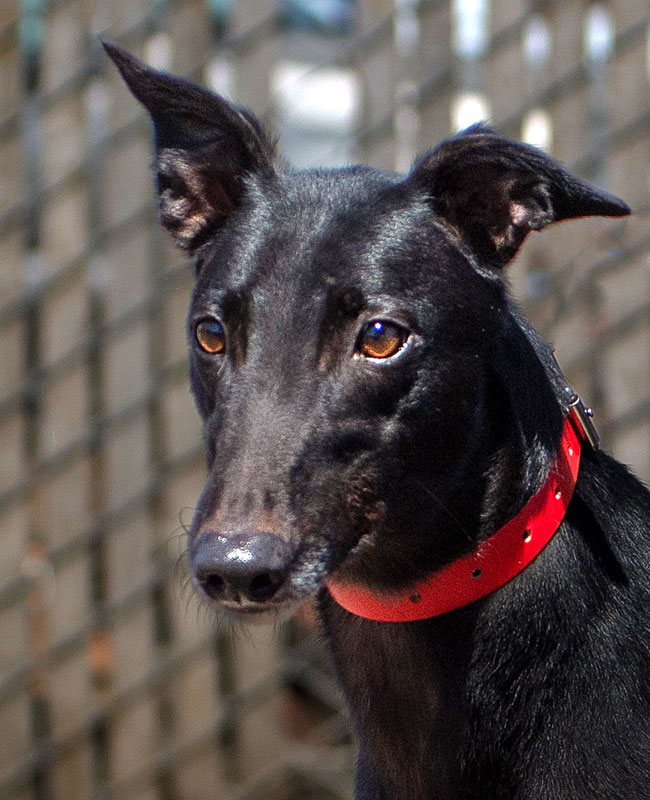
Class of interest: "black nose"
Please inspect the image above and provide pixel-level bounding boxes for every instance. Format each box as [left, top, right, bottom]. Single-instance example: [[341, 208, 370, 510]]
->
[[191, 531, 291, 604]]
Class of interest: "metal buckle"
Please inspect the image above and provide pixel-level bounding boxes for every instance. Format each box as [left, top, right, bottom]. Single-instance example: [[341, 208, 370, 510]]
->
[[565, 390, 600, 451]]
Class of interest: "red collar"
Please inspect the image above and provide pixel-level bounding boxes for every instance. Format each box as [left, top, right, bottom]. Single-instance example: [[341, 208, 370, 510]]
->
[[326, 415, 582, 622]]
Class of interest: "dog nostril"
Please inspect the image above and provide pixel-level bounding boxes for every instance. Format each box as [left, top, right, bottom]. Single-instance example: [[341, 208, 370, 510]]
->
[[200, 573, 227, 601], [248, 572, 283, 602]]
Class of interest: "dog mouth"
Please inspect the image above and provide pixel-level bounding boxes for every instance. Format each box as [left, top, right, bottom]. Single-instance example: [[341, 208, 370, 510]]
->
[[192, 574, 318, 623], [216, 597, 301, 623]]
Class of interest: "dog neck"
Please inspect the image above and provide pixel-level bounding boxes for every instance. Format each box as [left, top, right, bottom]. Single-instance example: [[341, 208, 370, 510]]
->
[[327, 413, 582, 622]]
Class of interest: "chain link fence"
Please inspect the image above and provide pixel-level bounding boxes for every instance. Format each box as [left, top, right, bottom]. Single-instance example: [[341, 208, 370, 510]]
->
[[1, 1, 649, 798]]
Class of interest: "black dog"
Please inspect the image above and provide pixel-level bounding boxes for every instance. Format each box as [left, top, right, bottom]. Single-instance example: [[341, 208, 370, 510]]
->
[[105, 43, 650, 799]]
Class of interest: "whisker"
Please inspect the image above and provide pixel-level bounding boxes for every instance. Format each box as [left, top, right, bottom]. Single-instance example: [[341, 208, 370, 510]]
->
[[413, 478, 472, 541], [178, 506, 197, 534]]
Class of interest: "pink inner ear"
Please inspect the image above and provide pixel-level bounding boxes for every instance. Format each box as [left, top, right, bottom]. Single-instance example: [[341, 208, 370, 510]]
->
[[488, 199, 535, 253], [157, 151, 237, 249], [509, 201, 529, 226]]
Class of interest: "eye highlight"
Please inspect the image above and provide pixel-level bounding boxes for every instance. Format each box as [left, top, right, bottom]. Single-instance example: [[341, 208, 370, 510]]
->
[[195, 318, 226, 355], [357, 320, 409, 360]]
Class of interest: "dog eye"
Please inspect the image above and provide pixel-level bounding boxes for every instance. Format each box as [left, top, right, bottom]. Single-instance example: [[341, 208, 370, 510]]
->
[[357, 320, 409, 360], [195, 318, 226, 355]]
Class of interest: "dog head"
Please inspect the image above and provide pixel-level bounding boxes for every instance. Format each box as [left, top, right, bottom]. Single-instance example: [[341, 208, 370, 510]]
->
[[105, 43, 629, 619]]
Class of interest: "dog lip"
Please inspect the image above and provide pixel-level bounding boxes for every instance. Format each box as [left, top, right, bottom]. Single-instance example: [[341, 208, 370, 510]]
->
[[217, 597, 302, 623]]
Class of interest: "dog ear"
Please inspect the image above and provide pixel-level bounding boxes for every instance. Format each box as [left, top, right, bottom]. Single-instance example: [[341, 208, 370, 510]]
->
[[102, 41, 277, 252], [409, 124, 630, 270]]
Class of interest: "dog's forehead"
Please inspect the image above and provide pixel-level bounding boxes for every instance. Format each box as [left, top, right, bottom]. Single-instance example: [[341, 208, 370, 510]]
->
[[196, 167, 456, 303]]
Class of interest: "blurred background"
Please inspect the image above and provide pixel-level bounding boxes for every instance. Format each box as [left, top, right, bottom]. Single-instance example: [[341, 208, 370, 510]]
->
[[1, 1, 649, 798]]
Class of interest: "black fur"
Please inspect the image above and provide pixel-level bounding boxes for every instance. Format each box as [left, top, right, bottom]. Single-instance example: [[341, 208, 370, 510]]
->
[[105, 42, 650, 799]]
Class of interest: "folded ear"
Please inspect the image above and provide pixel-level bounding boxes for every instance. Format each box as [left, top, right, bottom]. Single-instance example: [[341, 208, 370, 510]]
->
[[103, 41, 278, 252], [409, 124, 630, 271]]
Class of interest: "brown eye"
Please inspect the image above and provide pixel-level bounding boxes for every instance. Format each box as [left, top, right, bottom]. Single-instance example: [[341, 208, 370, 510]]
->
[[196, 319, 226, 355], [357, 320, 409, 360]]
